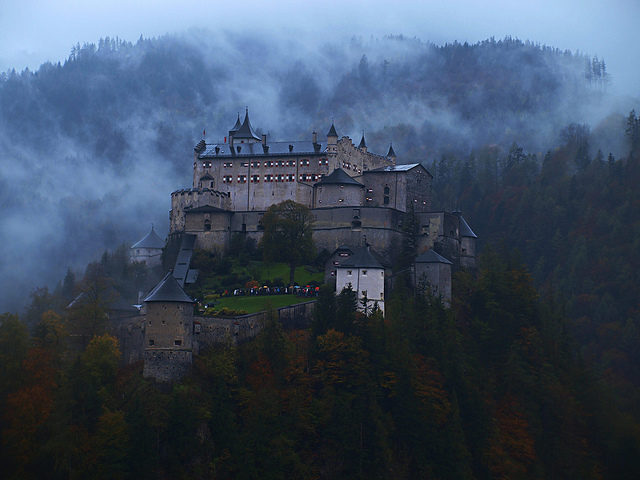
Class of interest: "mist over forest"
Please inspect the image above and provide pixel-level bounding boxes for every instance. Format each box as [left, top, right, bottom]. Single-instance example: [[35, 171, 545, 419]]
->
[[0, 31, 637, 313]]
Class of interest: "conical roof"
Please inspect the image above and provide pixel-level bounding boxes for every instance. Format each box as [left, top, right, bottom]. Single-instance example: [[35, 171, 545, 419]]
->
[[415, 249, 453, 264], [144, 272, 194, 303], [327, 123, 338, 137], [459, 215, 477, 238], [358, 133, 366, 149], [230, 112, 241, 133], [233, 108, 261, 141], [131, 226, 164, 249], [317, 168, 363, 186], [387, 143, 396, 157]]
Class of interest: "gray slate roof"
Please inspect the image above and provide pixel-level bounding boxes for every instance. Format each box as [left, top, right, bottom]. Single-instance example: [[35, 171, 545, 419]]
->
[[144, 272, 194, 303], [358, 134, 366, 148], [327, 123, 338, 137], [387, 143, 396, 157], [415, 250, 453, 264], [186, 205, 230, 214], [368, 163, 422, 173], [318, 168, 363, 186], [230, 113, 241, 133], [233, 109, 261, 141], [459, 215, 477, 238], [131, 226, 164, 249], [199, 140, 326, 158], [340, 246, 384, 269]]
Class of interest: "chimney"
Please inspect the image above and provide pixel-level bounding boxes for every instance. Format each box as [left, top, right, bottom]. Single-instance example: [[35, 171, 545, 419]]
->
[[312, 131, 318, 144], [215, 146, 220, 155], [288, 144, 294, 152], [262, 134, 267, 146]]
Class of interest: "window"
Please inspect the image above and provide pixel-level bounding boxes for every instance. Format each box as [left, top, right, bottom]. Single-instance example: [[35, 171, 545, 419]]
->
[[223, 175, 233, 183], [275, 160, 284, 167], [204, 220, 211, 231], [362, 270, 367, 276], [210, 181, 214, 188], [174, 339, 182, 346], [286, 174, 295, 182], [238, 175, 247, 183], [202, 162, 211, 168], [265, 161, 274, 167], [384, 186, 390, 195], [223, 162, 233, 168], [251, 161, 260, 168], [275, 174, 284, 182], [319, 158, 328, 166], [380, 292, 384, 299], [251, 174, 260, 183], [286, 160, 296, 167], [362, 290, 367, 297], [241, 162, 249, 167], [149, 339, 155, 346], [347, 270, 352, 276], [265, 174, 273, 182], [300, 159, 310, 166]]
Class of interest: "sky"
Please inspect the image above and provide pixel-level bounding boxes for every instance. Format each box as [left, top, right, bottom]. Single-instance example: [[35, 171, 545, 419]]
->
[[0, 0, 638, 96]]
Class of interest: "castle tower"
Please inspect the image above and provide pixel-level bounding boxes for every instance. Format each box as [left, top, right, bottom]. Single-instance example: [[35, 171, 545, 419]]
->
[[327, 123, 338, 156], [231, 108, 261, 145], [130, 225, 164, 267], [414, 249, 453, 305], [456, 213, 477, 269], [142, 272, 195, 382], [386, 143, 397, 165], [358, 133, 367, 153]]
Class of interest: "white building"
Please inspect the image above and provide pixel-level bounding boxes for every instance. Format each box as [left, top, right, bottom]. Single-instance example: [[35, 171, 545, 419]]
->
[[130, 226, 164, 266], [335, 246, 386, 314]]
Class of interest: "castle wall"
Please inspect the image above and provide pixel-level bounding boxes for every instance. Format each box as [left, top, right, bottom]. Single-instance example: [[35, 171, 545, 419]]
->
[[170, 189, 230, 233], [335, 137, 394, 173], [314, 183, 364, 208], [414, 262, 452, 305]]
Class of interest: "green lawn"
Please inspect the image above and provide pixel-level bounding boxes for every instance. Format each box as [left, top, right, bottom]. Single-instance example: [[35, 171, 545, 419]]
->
[[205, 294, 311, 314]]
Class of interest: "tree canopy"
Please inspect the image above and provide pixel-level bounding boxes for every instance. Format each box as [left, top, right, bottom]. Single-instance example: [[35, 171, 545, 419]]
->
[[259, 200, 315, 284]]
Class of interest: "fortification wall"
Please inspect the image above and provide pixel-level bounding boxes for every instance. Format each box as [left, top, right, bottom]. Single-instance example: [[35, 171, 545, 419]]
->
[[336, 137, 393, 174], [170, 189, 230, 233], [194, 301, 316, 351], [143, 349, 192, 382], [108, 317, 145, 366]]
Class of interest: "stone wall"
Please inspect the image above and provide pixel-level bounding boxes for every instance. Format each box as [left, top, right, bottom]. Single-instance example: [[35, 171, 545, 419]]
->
[[143, 349, 192, 382], [194, 300, 316, 351]]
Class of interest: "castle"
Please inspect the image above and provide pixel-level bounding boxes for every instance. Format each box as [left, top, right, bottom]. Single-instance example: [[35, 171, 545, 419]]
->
[[169, 109, 476, 269], [127, 110, 477, 382]]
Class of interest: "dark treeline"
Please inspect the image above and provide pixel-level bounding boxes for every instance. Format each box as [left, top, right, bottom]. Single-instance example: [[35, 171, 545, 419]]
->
[[0, 32, 622, 312], [430, 115, 640, 429], [2, 252, 639, 479]]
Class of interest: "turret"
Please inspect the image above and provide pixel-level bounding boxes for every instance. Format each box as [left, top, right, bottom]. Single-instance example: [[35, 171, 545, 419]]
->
[[386, 143, 396, 164], [358, 132, 367, 153], [327, 123, 338, 156]]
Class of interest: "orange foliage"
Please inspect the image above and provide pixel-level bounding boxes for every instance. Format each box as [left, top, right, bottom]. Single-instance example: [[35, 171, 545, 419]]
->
[[486, 395, 536, 479], [411, 354, 451, 424]]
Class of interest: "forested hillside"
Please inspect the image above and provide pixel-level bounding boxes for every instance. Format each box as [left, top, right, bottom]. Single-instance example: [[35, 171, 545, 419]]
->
[[0, 33, 627, 312]]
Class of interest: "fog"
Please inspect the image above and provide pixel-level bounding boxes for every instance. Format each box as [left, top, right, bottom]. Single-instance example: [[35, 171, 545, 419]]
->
[[2, 0, 639, 97], [0, 1, 639, 313]]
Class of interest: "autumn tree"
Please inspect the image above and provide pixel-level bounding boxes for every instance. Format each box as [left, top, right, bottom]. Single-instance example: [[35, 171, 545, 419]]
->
[[259, 200, 315, 284]]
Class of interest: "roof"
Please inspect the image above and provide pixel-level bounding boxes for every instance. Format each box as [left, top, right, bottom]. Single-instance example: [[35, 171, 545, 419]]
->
[[233, 108, 261, 141], [200, 173, 214, 181], [458, 215, 478, 238], [317, 168, 363, 186], [230, 113, 241, 134], [415, 250, 453, 264], [199, 140, 326, 158], [358, 134, 366, 149], [327, 123, 338, 137], [144, 272, 194, 303], [367, 163, 422, 173], [387, 143, 396, 157], [131, 226, 164, 249], [185, 205, 230, 214], [340, 246, 384, 269]]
